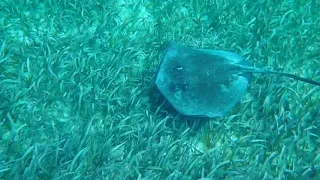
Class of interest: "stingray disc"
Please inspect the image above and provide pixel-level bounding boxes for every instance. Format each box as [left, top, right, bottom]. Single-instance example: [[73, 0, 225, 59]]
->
[[155, 42, 250, 118]]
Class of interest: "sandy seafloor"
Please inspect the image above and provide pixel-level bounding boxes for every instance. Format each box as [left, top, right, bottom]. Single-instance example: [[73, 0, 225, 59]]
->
[[1, 0, 320, 179]]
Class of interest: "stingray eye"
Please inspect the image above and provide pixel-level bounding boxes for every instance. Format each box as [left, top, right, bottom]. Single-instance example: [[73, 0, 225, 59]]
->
[[176, 66, 183, 70]]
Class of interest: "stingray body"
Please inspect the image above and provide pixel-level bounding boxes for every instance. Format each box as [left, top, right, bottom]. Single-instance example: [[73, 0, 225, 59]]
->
[[155, 42, 320, 118]]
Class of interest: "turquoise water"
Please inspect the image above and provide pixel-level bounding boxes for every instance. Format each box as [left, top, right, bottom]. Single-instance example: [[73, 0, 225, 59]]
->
[[0, 0, 320, 179]]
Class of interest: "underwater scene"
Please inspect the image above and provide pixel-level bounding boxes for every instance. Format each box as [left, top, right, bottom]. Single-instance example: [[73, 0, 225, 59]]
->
[[0, 0, 320, 179]]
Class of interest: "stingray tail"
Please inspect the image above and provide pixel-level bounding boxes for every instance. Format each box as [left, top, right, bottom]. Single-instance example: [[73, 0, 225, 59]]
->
[[238, 65, 320, 87], [267, 71, 320, 87]]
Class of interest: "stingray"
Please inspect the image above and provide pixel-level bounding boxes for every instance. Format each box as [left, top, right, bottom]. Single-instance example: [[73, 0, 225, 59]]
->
[[155, 41, 320, 118]]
